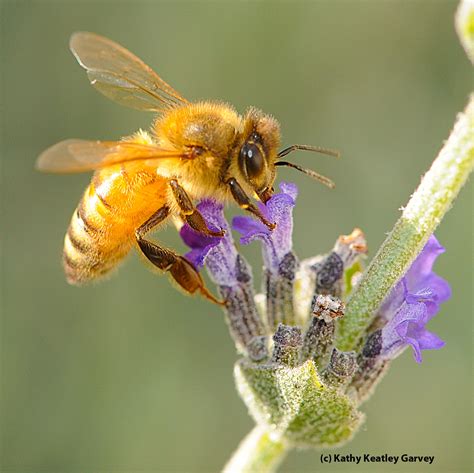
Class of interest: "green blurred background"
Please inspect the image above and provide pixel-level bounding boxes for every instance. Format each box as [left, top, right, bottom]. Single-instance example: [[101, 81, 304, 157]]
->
[[1, 1, 472, 472]]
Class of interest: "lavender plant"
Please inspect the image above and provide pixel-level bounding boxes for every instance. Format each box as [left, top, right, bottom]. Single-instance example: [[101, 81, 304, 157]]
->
[[179, 4, 473, 471]]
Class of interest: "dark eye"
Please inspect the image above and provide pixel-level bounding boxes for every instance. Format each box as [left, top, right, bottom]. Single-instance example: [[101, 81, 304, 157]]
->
[[239, 142, 264, 179]]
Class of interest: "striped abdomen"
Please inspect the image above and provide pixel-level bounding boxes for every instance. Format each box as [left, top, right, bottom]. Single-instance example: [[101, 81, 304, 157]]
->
[[63, 163, 166, 284]]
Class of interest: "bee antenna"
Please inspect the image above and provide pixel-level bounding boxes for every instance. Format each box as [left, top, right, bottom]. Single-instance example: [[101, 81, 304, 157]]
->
[[274, 161, 335, 189], [277, 144, 340, 159]]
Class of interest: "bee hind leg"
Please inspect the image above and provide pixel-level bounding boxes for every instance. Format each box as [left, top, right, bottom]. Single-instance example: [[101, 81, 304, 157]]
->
[[135, 205, 224, 305], [169, 179, 225, 237]]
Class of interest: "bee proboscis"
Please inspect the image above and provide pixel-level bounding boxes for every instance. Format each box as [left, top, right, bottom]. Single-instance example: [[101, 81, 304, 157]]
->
[[37, 32, 338, 303]]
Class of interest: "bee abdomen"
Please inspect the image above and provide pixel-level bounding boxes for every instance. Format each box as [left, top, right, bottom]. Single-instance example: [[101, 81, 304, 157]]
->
[[63, 185, 131, 284]]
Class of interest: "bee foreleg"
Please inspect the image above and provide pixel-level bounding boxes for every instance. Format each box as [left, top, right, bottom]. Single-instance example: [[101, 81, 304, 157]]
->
[[169, 179, 225, 237], [227, 178, 276, 230], [135, 205, 224, 305]]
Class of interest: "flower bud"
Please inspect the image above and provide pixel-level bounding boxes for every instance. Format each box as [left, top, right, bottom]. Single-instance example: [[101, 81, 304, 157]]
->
[[247, 336, 270, 362], [300, 295, 344, 367], [322, 348, 358, 390], [271, 324, 302, 367], [348, 331, 390, 403], [219, 254, 264, 353], [311, 252, 344, 297]]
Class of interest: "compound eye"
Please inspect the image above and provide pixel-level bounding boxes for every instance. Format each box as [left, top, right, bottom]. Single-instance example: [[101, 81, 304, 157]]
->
[[240, 142, 264, 180]]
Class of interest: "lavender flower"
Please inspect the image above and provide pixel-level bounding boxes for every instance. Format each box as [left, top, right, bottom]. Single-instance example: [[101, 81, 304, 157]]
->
[[233, 181, 297, 273], [180, 200, 234, 286], [180, 185, 451, 369], [348, 236, 451, 403], [187, 11, 471, 467], [233, 182, 299, 328], [180, 200, 265, 355], [179, 182, 452, 456], [377, 235, 451, 363]]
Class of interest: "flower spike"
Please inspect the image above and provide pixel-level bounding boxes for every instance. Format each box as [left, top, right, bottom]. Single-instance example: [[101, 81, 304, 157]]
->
[[233, 182, 299, 328], [180, 200, 264, 354]]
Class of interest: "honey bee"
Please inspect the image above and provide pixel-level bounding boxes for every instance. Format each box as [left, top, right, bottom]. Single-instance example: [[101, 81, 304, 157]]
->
[[37, 32, 337, 304]]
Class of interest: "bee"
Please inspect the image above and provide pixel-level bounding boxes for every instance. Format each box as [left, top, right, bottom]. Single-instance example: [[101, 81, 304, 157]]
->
[[37, 32, 338, 304]]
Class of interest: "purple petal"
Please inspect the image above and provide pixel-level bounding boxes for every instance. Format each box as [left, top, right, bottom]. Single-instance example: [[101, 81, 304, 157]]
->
[[179, 201, 224, 269], [179, 199, 239, 286], [265, 192, 296, 256], [423, 273, 452, 305], [412, 329, 445, 351], [405, 235, 450, 299], [232, 215, 269, 244], [406, 236, 445, 284], [232, 181, 297, 272], [405, 286, 439, 319], [381, 300, 445, 363], [378, 233, 450, 362], [194, 200, 228, 231], [183, 247, 207, 269], [382, 235, 450, 311], [180, 226, 221, 268], [279, 181, 298, 200], [379, 279, 408, 322], [406, 336, 423, 363], [404, 328, 445, 364]]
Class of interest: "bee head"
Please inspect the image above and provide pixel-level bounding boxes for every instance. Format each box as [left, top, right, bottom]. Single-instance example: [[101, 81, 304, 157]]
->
[[235, 107, 338, 204], [238, 108, 281, 203]]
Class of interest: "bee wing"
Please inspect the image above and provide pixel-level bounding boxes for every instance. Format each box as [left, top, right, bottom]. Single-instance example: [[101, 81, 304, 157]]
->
[[36, 139, 188, 173], [70, 32, 189, 112]]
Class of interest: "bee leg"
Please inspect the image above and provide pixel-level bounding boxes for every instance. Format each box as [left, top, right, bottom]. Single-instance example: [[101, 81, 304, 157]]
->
[[136, 205, 171, 237], [169, 179, 225, 237], [138, 240, 224, 305], [227, 178, 276, 230], [135, 205, 224, 305]]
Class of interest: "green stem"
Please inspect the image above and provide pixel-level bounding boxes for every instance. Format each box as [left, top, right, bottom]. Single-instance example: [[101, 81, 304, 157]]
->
[[336, 96, 474, 352], [456, 0, 474, 64], [222, 426, 289, 473]]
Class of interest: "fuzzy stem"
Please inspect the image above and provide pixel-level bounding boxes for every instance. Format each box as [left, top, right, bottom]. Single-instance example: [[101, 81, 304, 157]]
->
[[223, 426, 289, 473], [456, 0, 474, 64], [336, 96, 474, 352]]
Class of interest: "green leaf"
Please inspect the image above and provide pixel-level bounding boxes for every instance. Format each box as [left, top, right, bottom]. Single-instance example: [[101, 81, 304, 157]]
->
[[235, 359, 363, 448]]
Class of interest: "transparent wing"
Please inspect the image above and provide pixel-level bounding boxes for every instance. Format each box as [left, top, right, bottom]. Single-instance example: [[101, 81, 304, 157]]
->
[[70, 32, 189, 112], [36, 139, 189, 173]]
